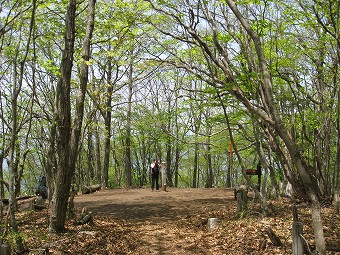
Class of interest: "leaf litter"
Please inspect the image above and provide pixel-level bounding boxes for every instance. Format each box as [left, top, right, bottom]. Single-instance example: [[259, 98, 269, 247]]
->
[[11, 188, 340, 254]]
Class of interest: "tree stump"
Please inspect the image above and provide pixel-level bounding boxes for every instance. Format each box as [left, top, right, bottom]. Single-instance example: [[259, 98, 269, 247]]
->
[[236, 186, 248, 213], [234, 185, 248, 200], [77, 212, 92, 225]]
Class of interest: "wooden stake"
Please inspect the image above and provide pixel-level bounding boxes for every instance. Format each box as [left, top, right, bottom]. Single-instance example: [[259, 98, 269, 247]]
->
[[292, 206, 304, 255], [0, 243, 11, 255]]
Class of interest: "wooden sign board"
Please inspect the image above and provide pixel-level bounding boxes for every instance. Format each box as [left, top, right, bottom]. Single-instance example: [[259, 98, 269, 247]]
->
[[245, 164, 262, 191], [245, 169, 258, 175]]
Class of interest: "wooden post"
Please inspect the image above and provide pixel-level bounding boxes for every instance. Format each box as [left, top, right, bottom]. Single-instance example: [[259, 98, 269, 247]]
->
[[292, 206, 304, 255], [161, 162, 166, 191], [292, 222, 304, 255], [0, 243, 11, 255]]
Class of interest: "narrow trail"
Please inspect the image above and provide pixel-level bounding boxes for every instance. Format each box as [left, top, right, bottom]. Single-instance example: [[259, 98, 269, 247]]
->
[[74, 188, 236, 254]]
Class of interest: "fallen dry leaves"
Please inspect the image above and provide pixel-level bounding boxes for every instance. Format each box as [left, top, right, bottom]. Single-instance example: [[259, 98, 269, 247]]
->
[[6, 189, 340, 255]]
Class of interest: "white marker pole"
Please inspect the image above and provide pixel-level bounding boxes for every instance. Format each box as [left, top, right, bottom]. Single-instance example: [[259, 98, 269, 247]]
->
[[161, 161, 166, 191]]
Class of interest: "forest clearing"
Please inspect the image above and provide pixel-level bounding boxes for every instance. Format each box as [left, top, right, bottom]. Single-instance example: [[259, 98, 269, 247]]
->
[[1, 1, 340, 255], [12, 188, 340, 254]]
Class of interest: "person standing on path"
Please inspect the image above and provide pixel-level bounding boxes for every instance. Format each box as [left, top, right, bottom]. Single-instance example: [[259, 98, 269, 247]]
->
[[150, 159, 160, 191]]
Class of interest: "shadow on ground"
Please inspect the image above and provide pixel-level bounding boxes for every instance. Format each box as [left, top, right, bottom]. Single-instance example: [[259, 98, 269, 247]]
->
[[74, 188, 233, 222]]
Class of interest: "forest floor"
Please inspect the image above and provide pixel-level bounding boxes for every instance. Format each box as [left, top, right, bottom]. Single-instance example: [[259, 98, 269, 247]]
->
[[13, 188, 340, 254]]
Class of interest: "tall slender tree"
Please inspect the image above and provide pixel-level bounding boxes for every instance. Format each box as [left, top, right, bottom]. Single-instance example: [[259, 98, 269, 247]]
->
[[49, 0, 96, 232], [6, 0, 36, 251], [49, 0, 76, 232], [125, 54, 133, 187]]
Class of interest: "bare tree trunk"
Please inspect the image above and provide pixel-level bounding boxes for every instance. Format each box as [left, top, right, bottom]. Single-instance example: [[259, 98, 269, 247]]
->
[[125, 61, 133, 187], [87, 127, 95, 182], [164, 97, 174, 187], [49, 0, 76, 232], [254, 123, 268, 212], [174, 143, 180, 187], [165, 141, 173, 187], [205, 132, 213, 188], [0, 152, 5, 223], [49, 0, 96, 232], [102, 59, 113, 188], [7, 0, 36, 250], [45, 120, 57, 200], [137, 134, 147, 186], [173, 85, 181, 188], [174, 131, 184, 189], [192, 114, 201, 188], [216, 90, 253, 192], [267, 149, 280, 198], [193, 142, 199, 188], [0, 94, 8, 220], [216, 92, 232, 188], [93, 122, 102, 183], [333, 70, 340, 204], [16, 80, 35, 197], [70, 0, 96, 174], [313, 38, 332, 197]]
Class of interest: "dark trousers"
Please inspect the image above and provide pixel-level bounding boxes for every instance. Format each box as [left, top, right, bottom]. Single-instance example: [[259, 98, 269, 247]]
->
[[151, 174, 159, 190]]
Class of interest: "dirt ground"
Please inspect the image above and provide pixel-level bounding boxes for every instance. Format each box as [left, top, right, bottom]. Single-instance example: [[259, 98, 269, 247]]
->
[[17, 187, 340, 255], [73, 188, 234, 254], [74, 187, 231, 222]]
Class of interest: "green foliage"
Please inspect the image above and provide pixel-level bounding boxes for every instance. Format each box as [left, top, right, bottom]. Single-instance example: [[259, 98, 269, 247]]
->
[[38, 59, 61, 76], [0, 0, 338, 199]]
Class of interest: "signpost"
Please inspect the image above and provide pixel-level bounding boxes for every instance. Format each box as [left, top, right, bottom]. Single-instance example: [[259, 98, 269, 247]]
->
[[245, 169, 258, 175], [245, 163, 262, 191], [161, 162, 166, 191], [236, 163, 262, 213]]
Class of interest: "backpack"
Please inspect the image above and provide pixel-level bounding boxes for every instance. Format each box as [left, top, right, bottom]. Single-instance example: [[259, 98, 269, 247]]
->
[[152, 163, 159, 174], [35, 176, 48, 199]]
